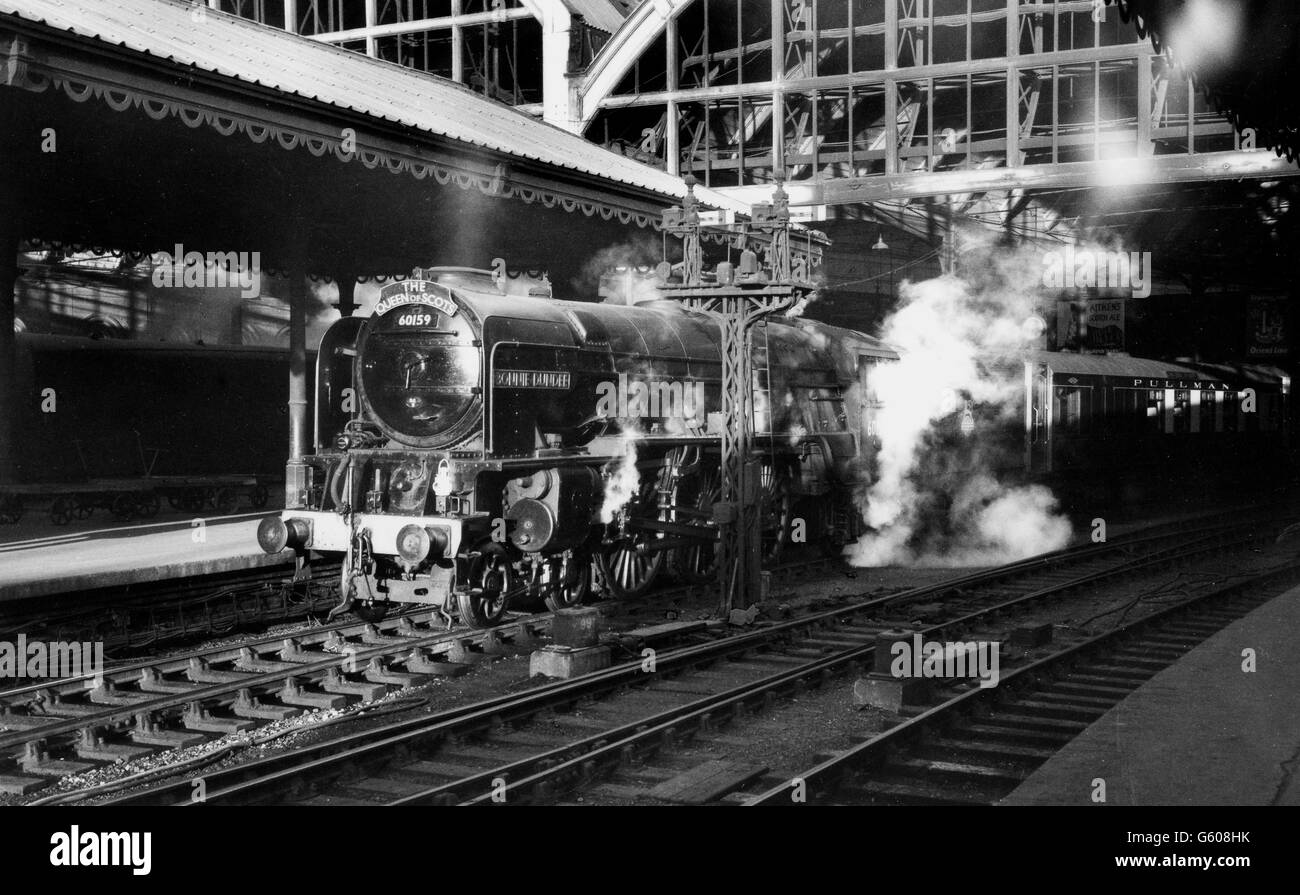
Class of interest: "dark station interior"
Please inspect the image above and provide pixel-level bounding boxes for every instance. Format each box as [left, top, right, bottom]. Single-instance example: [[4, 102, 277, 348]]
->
[[0, 0, 1298, 825]]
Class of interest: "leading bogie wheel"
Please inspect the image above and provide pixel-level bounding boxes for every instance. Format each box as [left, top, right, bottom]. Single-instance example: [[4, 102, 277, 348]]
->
[[457, 544, 515, 627], [544, 552, 592, 612]]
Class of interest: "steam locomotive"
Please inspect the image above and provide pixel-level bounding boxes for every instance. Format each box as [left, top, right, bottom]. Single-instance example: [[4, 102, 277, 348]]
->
[[257, 267, 896, 626], [255, 265, 1291, 627]]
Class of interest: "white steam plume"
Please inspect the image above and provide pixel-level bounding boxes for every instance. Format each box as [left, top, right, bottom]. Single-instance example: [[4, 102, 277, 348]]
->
[[847, 241, 1073, 567], [573, 236, 662, 304], [600, 435, 641, 524]]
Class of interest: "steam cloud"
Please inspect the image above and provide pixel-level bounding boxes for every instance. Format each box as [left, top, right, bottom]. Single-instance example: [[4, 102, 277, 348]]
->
[[572, 236, 662, 304], [846, 242, 1073, 567], [599, 435, 641, 524]]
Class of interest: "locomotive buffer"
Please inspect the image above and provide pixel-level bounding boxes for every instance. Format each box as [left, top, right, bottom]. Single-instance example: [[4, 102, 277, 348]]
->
[[657, 177, 825, 612]]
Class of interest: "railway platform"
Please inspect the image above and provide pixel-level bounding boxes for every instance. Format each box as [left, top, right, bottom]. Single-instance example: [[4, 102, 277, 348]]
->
[[1002, 581, 1300, 806], [0, 510, 290, 604]]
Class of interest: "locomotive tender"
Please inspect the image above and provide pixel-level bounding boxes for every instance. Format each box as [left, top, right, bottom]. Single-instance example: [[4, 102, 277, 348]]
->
[[257, 267, 895, 626]]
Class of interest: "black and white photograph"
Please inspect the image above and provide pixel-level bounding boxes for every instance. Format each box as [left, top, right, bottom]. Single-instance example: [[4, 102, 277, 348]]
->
[[0, 0, 1295, 870]]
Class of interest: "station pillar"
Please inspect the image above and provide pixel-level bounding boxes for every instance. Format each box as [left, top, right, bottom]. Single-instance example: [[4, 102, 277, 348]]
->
[[335, 271, 357, 318], [0, 220, 17, 486], [0, 148, 20, 486], [285, 268, 310, 506]]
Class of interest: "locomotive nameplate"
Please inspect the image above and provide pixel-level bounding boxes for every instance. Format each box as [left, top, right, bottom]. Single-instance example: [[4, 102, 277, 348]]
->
[[374, 280, 459, 318], [494, 369, 572, 390]]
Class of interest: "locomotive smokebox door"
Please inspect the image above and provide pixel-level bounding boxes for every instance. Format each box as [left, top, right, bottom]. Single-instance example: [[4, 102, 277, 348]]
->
[[504, 467, 600, 552]]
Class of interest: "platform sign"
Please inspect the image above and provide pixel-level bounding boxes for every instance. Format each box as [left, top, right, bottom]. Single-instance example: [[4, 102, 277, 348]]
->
[[1056, 299, 1125, 350], [1087, 298, 1125, 350]]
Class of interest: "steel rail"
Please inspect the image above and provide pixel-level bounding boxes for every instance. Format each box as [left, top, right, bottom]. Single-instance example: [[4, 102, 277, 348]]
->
[[742, 560, 1300, 805], [97, 517, 1271, 805]]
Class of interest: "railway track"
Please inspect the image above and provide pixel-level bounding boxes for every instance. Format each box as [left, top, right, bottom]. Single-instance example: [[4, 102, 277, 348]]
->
[[741, 564, 1299, 806], [80, 514, 1283, 806], [1, 560, 342, 653], [0, 554, 841, 797], [2, 539, 839, 653]]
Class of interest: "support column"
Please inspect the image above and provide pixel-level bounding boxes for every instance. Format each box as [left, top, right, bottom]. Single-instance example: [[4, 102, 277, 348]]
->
[[0, 219, 18, 487], [539, 3, 574, 128], [1006, 0, 1020, 167], [771, 0, 786, 175], [941, 199, 957, 275], [885, 0, 899, 175], [335, 272, 357, 318], [0, 93, 21, 487], [363, 0, 377, 57], [665, 15, 680, 176], [452, 0, 464, 85], [717, 296, 763, 610], [1137, 49, 1154, 156], [285, 264, 311, 507]]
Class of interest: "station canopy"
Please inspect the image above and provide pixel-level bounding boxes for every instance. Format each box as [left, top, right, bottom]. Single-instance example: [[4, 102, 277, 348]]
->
[[0, 0, 749, 284]]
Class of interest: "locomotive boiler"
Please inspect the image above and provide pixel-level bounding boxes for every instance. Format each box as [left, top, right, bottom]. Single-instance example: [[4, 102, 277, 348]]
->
[[257, 267, 896, 626]]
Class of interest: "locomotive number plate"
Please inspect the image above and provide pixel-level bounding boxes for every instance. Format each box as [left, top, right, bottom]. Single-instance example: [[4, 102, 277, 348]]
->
[[395, 312, 437, 327]]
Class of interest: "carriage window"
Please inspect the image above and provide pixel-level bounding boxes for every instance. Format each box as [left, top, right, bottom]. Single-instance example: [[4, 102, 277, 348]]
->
[[1222, 391, 1238, 433], [1054, 387, 1089, 434], [1260, 392, 1280, 432], [1171, 389, 1191, 435], [1147, 389, 1166, 433], [1200, 391, 1220, 433]]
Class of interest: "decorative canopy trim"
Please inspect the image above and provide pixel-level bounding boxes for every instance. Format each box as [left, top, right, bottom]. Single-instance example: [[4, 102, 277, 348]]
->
[[3, 36, 675, 231]]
